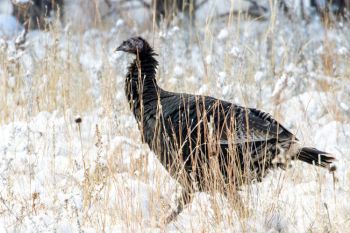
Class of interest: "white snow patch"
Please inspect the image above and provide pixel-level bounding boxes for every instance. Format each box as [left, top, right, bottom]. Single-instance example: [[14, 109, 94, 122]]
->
[[340, 102, 349, 111], [116, 19, 124, 27], [173, 65, 184, 77], [254, 71, 264, 82], [0, 14, 22, 37], [197, 84, 208, 95], [230, 47, 242, 57], [205, 55, 212, 65], [217, 28, 229, 40], [271, 74, 288, 97], [338, 46, 349, 55], [218, 71, 226, 84]]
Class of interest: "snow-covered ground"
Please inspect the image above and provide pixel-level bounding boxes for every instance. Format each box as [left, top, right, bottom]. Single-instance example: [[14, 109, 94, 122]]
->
[[0, 0, 350, 232]]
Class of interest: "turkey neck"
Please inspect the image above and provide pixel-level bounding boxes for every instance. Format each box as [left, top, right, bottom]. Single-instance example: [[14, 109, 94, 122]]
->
[[125, 49, 159, 114]]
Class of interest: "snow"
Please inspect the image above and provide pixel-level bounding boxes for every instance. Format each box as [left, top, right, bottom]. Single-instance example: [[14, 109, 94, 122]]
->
[[205, 55, 212, 65], [0, 0, 350, 232], [217, 29, 229, 40], [340, 102, 349, 111], [0, 14, 22, 38], [197, 84, 209, 95], [314, 121, 350, 153], [271, 74, 288, 97], [12, 0, 30, 4], [0, 1, 12, 15], [254, 71, 265, 82], [230, 46, 242, 57]]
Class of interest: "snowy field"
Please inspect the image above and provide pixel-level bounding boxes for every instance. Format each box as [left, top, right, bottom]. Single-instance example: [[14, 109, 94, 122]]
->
[[0, 0, 350, 232]]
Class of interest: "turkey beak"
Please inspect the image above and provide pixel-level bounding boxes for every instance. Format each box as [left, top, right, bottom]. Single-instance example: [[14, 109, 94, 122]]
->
[[114, 45, 123, 52], [115, 41, 128, 52]]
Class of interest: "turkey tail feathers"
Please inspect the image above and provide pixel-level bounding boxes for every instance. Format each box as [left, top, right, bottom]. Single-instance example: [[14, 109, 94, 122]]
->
[[297, 147, 336, 170]]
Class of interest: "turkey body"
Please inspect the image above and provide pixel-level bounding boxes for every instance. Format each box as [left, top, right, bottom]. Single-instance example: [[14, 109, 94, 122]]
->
[[121, 38, 334, 197], [138, 89, 292, 188]]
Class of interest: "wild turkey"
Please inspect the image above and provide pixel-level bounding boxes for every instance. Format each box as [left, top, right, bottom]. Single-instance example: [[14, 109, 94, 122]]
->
[[116, 36, 335, 222]]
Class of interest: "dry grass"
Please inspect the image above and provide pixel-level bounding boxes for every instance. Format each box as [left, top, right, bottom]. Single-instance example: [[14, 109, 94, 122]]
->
[[0, 0, 350, 232]]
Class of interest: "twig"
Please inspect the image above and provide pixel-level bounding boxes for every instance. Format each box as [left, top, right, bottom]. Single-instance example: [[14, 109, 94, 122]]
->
[[324, 203, 333, 231]]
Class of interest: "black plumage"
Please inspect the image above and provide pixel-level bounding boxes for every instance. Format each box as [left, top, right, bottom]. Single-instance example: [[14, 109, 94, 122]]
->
[[116, 37, 335, 221]]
